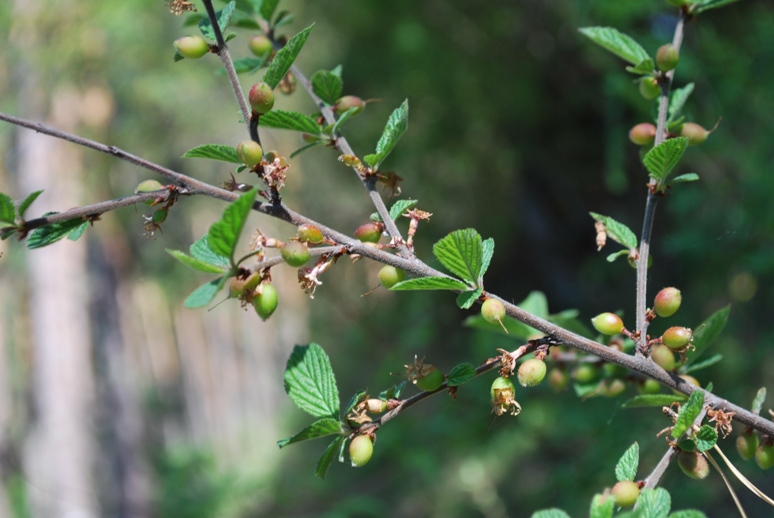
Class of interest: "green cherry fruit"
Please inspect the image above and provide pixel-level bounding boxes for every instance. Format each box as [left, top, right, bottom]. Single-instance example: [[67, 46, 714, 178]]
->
[[517, 359, 547, 387], [572, 364, 598, 384], [298, 224, 324, 244], [680, 122, 711, 146], [548, 368, 569, 392], [639, 77, 662, 100], [678, 374, 701, 388], [481, 299, 506, 325], [603, 362, 628, 379], [639, 378, 662, 395], [629, 123, 657, 146], [229, 271, 261, 298], [333, 95, 365, 115], [650, 344, 676, 371], [656, 43, 679, 72], [174, 35, 210, 59], [236, 140, 264, 167], [365, 399, 387, 414], [378, 265, 405, 289], [662, 326, 693, 350], [591, 312, 624, 336], [248, 35, 273, 57], [612, 480, 640, 508], [135, 179, 164, 205], [248, 82, 275, 114], [678, 451, 710, 480], [354, 222, 383, 243], [601, 378, 627, 397], [654, 287, 682, 318], [756, 443, 774, 470], [152, 209, 168, 225], [414, 366, 444, 392], [252, 283, 278, 321], [349, 435, 374, 467], [736, 433, 759, 461], [263, 150, 289, 167], [281, 241, 310, 267], [491, 376, 516, 402]]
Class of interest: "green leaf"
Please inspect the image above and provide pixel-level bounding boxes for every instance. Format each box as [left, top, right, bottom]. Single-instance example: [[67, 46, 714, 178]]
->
[[606, 249, 629, 263], [331, 106, 359, 134], [344, 390, 367, 418], [263, 24, 314, 89], [465, 314, 536, 341], [311, 70, 343, 105], [625, 58, 655, 75], [27, 217, 88, 249], [198, 1, 236, 41], [682, 354, 722, 374], [621, 394, 686, 408], [683, 305, 729, 369], [207, 188, 257, 263], [752, 387, 766, 415], [259, 0, 280, 20], [578, 27, 650, 66], [668, 83, 695, 123], [277, 418, 342, 448], [447, 363, 476, 387], [643, 138, 689, 184], [183, 277, 226, 308], [672, 391, 704, 440], [694, 425, 717, 452], [315, 435, 345, 479], [190, 235, 231, 269], [389, 199, 419, 220], [667, 511, 708, 518], [259, 110, 321, 134], [362, 99, 408, 170], [518, 291, 549, 318], [589, 494, 615, 518], [18, 190, 43, 219], [390, 277, 469, 291], [228, 56, 268, 75], [671, 173, 699, 184], [284, 343, 340, 419], [166, 249, 228, 274], [379, 382, 405, 400], [289, 141, 323, 159], [456, 287, 482, 310], [615, 442, 639, 482], [589, 212, 638, 250], [67, 221, 89, 241], [272, 10, 293, 30], [0, 227, 16, 240], [531, 510, 571, 518], [0, 193, 15, 224], [182, 144, 240, 164], [433, 228, 483, 284], [637, 488, 671, 518], [694, 0, 740, 14], [548, 309, 595, 339], [480, 238, 494, 278]]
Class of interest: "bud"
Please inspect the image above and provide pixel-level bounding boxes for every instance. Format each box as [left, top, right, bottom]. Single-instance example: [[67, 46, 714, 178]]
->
[[249, 82, 275, 114], [656, 44, 679, 72]]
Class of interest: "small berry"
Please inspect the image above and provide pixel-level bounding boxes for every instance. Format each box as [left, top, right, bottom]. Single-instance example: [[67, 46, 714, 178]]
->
[[736, 433, 759, 461], [662, 326, 692, 350], [333, 95, 365, 115], [490, 376, 520, 416], [248, 82, 275, 114], [236, 140, 264, 167], [650, 344, 676, 371], [639, 77, 661, 100], [572, 364, 598, 384], [656, 43, 679, 72], [298, 224, 324, 244], [612, 480, 640, 508], [548, 368, 570, 392], [601, 378, 627, 397], [248, 35, 273, 57], [414, 365, 444, 392], [263, 150, 289, 167], [654, 287, 682, 318], [639, 378, 662, 394], [354, 222, 383, 243], [378, 265, 405, 289], [174, 35, 210, 59], [603, 362, 627, 379], [229, 271, 261, 298], [152, 209, 168, 225], [591, 313, 624, 335], [517, 359, 547, 387], [365, 399, 387, 414], [678, 374, 700, 388], [349, 435, 373, 467], [678, 451, 710, 480], [135, 179, 164, 206], [481, 299, 506, 325], [281, 241, 310, 267], [252, 283, 278, 321], [680, 122, 711, 146], [755, 442, 774, 470], [629, 123, 657, 146]]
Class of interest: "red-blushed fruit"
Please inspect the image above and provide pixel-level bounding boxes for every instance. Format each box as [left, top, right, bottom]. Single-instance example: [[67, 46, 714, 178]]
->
[[639, 378, 661, 395], [654, 287, 682, 317], [135, 179, 164, 205], [414, 365, 444, 392], [678, 451, 710, 479], [248, 35, 273, 57], [548, 368, 569, 392], [639, 77, 661, 100], [248, 82, 275, 114], [629, 123, 657, 146], [591, 313, 624, 335], [252, 283, 278, 321], [756, 443, 774, 470], [152, 209, 168, 225], [656, 43, 679, 72], [229, 271, 261, 298], [354, 222, 383, 243], [650, 344, 676, 371], [333, 95, 365, 115], [481, 299, 506, 325], [281, 241, 310, 267], [573, 364, 598, 384], [236, 140, 264, 167], [378, 265, 404, 289], [517, 358, 547, 387], [298, 224, 324, 244], [612, 480, 640, 508], [174, 35, 210, 59], [349, 435, 373, 467], [680, 122, 711, 146], [736, 433, 759, 461], [662, 326, 692, 350]]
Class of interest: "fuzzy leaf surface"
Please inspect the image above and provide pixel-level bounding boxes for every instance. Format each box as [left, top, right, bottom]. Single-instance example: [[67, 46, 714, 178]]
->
[[668, 83, 695, 123], [206, 188, 257, 263], [578, 27, 650, 66], [433, 228, 483, 284], [447, 363, 476, 387], [694, 425, 717, 452], [198, 1, 236, 40], [389, 199, 419, 220], [276, 418, 342, 448], [311, 70, 343, 105], [27, 217, 88, 249], [456, 287, 482, 309], [589, 212, 638, 249], [615, 442, 639, 482], [531, 510, 571, 518], [683, 305, 729, 369], [643, 137, 689, 184], [589, 494, 615, 518], [182, 144, 240, 164], [752, 387, 766, 415], [637, 488, 671, 518], [480, 238, 495, 278], [363, 99, 408, 169], [0, 193, 14, 224], [18, 190, 44, 219], [259, 110, 321, 134], [183, 277, 226, 309], [67, 221, 89, 242], [315, 435, 345, 479], [672, 390, 704, 440], [390, 277, 468, 291], [166, 249, 227, 274], [621, 394, 686, 408], [263, 24, 314, 89], [190, 235, 231, 269], [284, 343, 340, 419]]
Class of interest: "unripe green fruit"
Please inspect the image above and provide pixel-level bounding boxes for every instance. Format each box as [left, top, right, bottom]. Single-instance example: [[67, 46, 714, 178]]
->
[[548, 368, 569, 392], [517, 359, 547, 387], [639, 378, 662, 395], [252, 283, 278, 321], [639, 77, 662, 100], [378, 265, 405, 289], [601, 378, 627, 397], [654, 287, 682, 317], [135, 179, 164, 205], [248, 82, 275, 114], [491, 376, 516, 402], [573, 364, 598, 384], [736, 433, 759, 461], [678, 374, 700, 388], [334, 95, 365, 115], [349, 435, 373, 467], [414, 366, 444, 392], [629, 123, 657, 146], [756, 443, 774, 470], [656, 44, 679, 72], [365, 399, 387, 414], [354, 222, 383, 243], [662, 326, 692, 350], [650, 344, 676, 371], [174, 35, 210, 59], [591, 312, 624, 335], [264, 150, 288, 167], [678, 451, 710, 480], [298, 224, 324, 244], [481, 299, 506, 325], [229, 271, 261, 298], [152, 209, 168, 225], [248, 35, 273, 57], [680, 122, 711, 146], [236, 140, 264, 167], [612, 480, 640, 508], [281, 241, 310, 267]]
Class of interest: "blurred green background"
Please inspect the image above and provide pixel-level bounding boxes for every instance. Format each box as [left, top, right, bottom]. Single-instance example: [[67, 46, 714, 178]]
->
[[0, 0, 773, 516]]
